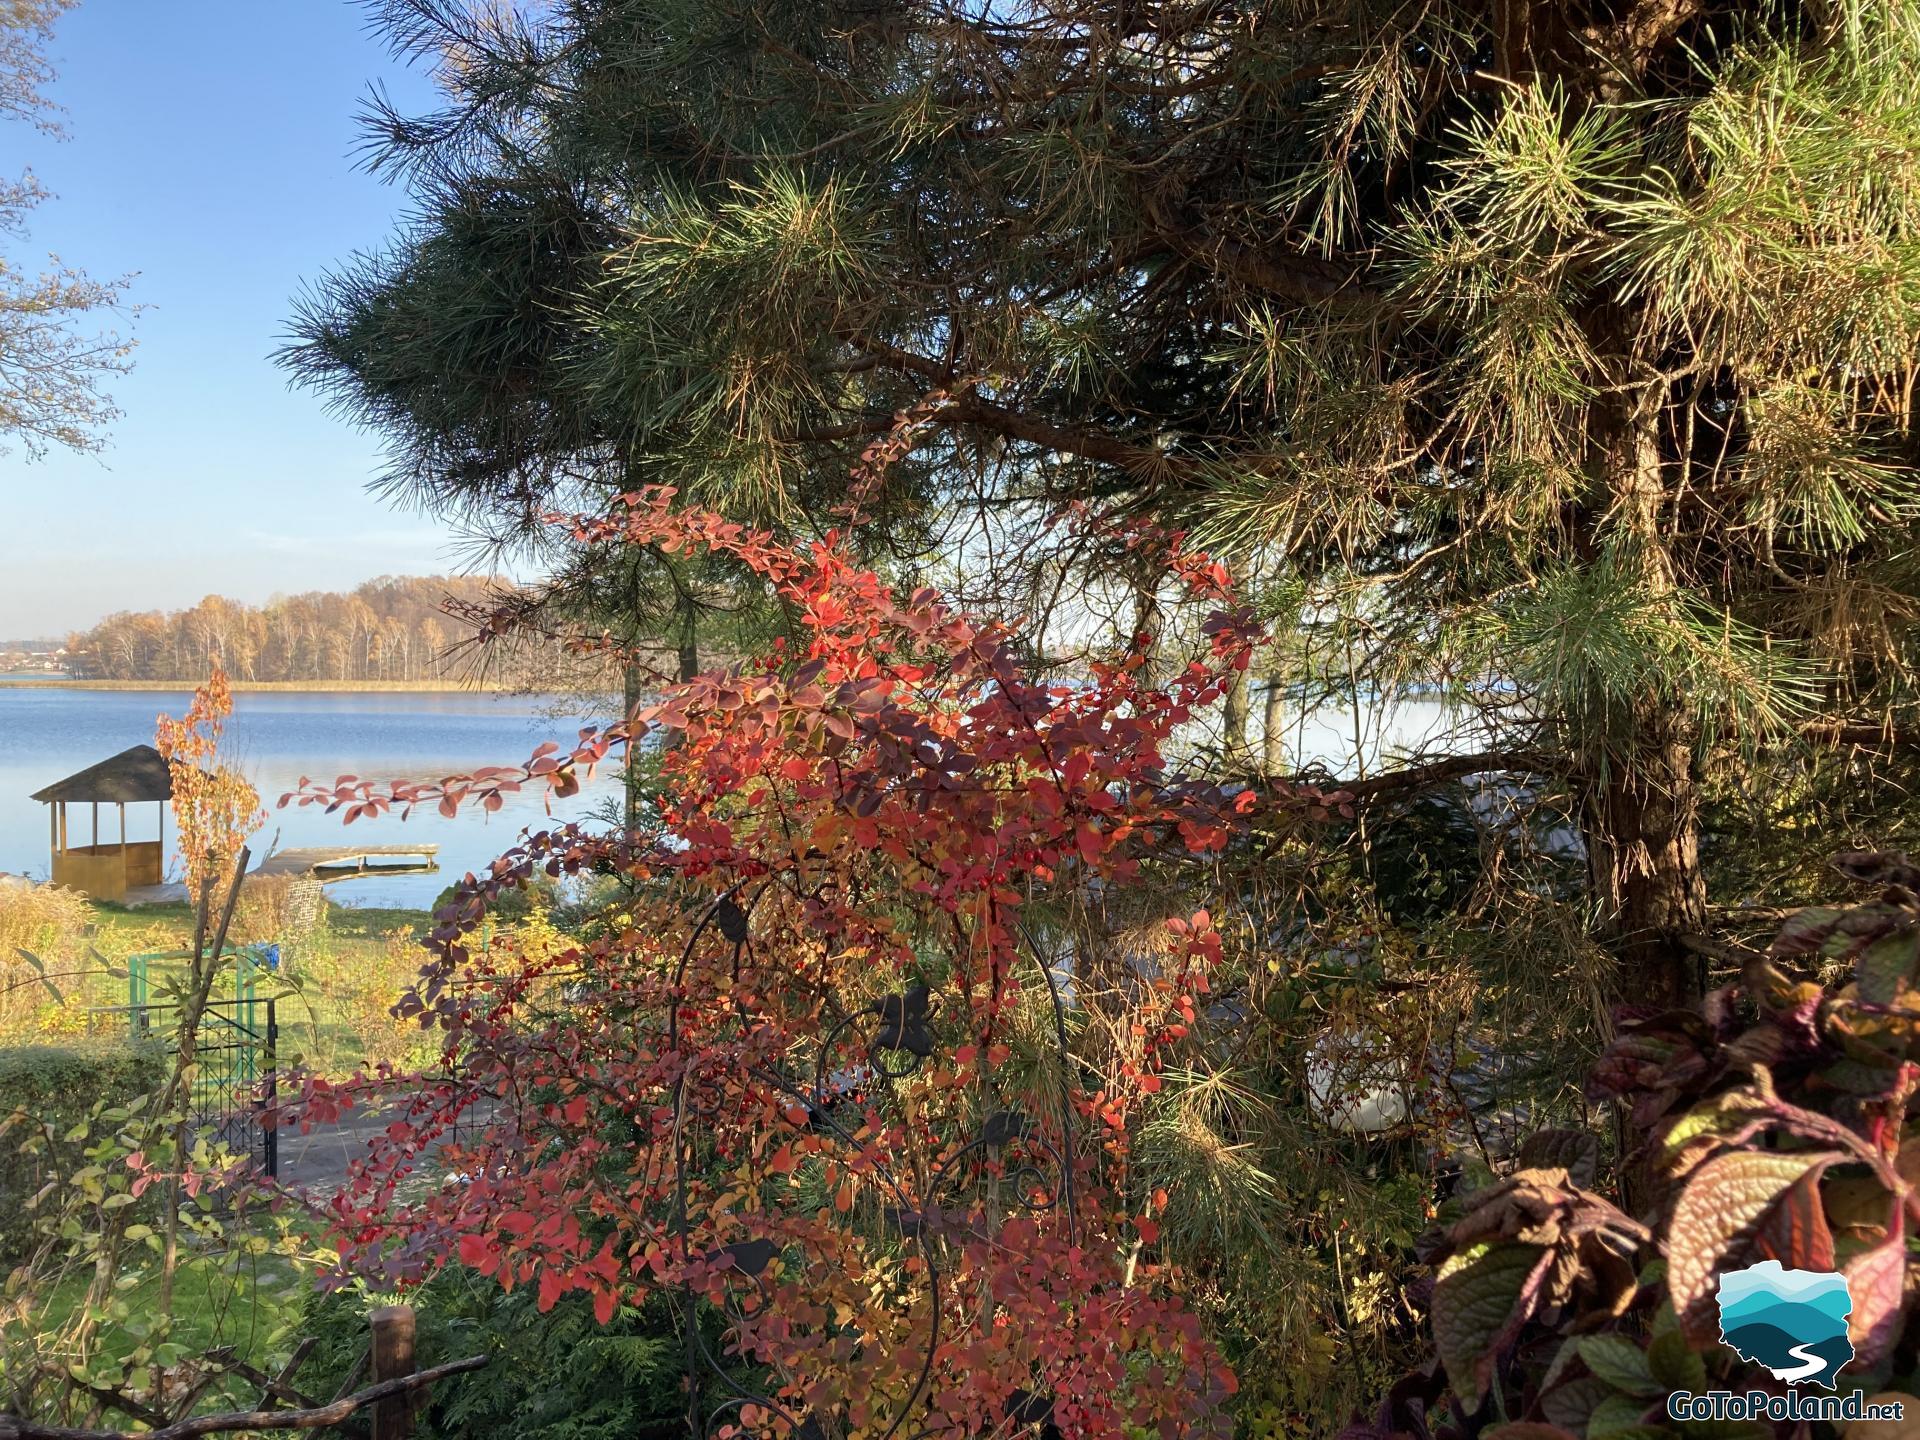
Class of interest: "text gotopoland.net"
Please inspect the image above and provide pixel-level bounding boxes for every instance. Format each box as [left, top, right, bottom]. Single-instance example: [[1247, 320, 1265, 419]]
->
[[1667, 1390, 1904, 1423]]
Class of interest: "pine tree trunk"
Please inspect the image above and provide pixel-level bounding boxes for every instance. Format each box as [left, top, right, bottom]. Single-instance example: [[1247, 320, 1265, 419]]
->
[[622, 657, 645, 836], [677, 598, 700, 686], [1586, 716, 1706, 1008], [618, 613, 699, 837], [1261, 675, 1286, 775], [1583, 358, 1708, 1007], [1223, 668, 1250, 765]]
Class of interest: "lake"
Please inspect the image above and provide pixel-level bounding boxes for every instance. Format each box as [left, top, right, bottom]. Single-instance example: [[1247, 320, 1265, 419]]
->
[[0, 685, 624, 908], [0, 683, 1486, 911]]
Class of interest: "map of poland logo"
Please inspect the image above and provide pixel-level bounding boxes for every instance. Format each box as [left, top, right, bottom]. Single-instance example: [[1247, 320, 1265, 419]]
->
[[1716, 1260, 1854, 1389]]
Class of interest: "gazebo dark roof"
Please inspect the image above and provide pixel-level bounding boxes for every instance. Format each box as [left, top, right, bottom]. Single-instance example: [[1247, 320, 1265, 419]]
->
[[31, 745, 173, 805]]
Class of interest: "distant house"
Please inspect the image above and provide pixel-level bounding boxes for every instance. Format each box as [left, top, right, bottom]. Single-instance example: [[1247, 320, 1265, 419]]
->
[[0, 640, 71, 675]]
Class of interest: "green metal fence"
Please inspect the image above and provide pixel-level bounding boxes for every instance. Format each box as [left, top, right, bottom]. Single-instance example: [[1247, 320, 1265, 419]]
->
[[114, 944, 279, 1175]]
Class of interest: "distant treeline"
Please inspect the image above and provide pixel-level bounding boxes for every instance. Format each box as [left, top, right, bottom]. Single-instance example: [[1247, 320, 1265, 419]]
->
[[65, 576, 526, 683]]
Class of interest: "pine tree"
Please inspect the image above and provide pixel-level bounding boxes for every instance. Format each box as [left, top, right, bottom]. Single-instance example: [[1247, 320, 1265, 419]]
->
[[287, 0, 1920, 1003]]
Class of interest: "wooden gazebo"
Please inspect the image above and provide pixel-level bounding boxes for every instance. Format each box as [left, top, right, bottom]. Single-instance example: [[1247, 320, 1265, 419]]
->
[[32, 745, 171, 902]]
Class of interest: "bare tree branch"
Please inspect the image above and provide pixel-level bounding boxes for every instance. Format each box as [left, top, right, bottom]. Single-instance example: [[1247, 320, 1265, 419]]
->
[[0, 1354, 490, 1440]]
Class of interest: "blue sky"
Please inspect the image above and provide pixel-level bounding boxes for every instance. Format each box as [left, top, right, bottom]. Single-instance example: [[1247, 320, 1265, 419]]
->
[[0, 1, 458, 638]]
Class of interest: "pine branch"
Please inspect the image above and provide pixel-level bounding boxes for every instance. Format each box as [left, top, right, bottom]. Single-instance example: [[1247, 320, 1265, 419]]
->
[[1151, 224, 1373, 308], [1227, 749, 1569, 807], [945, 392, 1173, 476], [1588, 0, 1714, 86], [1802, 721, 1920, 750], [840, 333, 1184, 477], [1333, 749, 1565, 800]]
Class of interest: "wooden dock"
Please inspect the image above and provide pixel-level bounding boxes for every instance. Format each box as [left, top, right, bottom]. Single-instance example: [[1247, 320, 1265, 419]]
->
[[255, 845, 441, 879], [118, 846, 441, 907]]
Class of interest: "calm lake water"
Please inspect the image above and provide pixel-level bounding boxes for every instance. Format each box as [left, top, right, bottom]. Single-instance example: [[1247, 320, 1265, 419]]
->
[[0, 685, 624, 908], [0, 682, 1486, 911]]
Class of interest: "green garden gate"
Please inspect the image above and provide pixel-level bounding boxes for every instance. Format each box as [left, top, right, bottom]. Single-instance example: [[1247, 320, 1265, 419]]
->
[[122, 945, 279, 1178]]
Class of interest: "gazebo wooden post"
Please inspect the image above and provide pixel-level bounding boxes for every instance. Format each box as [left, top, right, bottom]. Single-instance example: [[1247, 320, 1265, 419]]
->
[[91, 801, 99, 851], [47, 803, 56, 856], [57, 803, 66, 855], [118, 802, 126, 860]]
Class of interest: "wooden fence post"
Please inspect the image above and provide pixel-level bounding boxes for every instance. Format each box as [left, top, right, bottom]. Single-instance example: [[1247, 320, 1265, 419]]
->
[[369, 1304, 417, 1440]]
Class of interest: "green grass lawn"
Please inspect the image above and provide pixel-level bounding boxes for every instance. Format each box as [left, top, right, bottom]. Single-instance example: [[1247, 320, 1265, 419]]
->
[[34, 1233, 313, 1372], [84, 899, 430, 950], [320, 904, 432, 944], [19, 1204, 342, 1421]]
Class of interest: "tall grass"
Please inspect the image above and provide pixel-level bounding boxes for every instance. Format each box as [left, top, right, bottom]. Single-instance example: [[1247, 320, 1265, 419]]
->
[[274, 924, 439, 1074], [231, 873, 299, 946], [0, 882, 95, 1038]]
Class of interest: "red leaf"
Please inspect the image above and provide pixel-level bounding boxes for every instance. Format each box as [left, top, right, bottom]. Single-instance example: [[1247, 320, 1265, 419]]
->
[[1751, 1166, 1835, 1273], [1845, 1217, 1909, 1366], [1667, 1150, 1844, 1344]]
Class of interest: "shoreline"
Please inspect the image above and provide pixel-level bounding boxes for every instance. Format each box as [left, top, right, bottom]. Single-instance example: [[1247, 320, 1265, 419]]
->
[[0, 678, 576, 693]]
